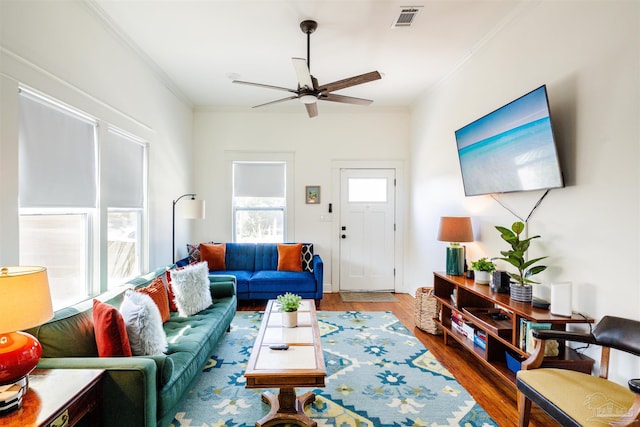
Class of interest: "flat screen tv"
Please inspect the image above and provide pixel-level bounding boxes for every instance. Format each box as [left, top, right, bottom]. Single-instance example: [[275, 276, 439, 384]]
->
[[454, 85, 564, 196]]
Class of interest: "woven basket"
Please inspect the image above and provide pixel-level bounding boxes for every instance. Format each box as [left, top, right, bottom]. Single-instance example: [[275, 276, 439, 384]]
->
[[414, 287, 442, 335]]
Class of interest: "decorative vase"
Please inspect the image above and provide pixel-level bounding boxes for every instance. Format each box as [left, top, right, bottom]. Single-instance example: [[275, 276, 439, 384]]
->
[[474, 271, 491, 285], [510, 284, 533, 302], [282, 311, 298, 328]]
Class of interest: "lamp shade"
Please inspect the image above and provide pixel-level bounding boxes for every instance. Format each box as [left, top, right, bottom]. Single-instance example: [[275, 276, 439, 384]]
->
[[181, 198, 205, 219], [437, 216, 473, 243], [0, 266, 53, 334]]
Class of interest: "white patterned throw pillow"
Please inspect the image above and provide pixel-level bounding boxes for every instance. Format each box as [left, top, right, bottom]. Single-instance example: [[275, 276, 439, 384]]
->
[[169, 261, 212, 316], [120, 290, 168, 356]]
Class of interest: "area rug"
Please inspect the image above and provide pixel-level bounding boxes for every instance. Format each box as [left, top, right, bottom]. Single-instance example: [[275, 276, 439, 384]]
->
[[339, 292, 399, 302], [171, 311, 497, 427]]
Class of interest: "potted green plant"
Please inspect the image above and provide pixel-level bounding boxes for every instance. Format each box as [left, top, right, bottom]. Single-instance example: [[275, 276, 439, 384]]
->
[[470, 257, 496, 285], [277, 292, 302, 327], [495, 221, 547, 302]]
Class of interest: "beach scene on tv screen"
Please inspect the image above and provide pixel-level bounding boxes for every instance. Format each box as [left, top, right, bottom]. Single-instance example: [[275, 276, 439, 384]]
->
[[455, 87, 563, 196]]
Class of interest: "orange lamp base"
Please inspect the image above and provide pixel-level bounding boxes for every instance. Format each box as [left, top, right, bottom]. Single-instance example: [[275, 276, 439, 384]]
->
[[0, 331, 42, 385]]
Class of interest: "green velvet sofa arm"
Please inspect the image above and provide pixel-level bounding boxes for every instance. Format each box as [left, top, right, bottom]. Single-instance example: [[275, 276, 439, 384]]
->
[[209, 274, 236, 299], [37, 356, 158, 427]]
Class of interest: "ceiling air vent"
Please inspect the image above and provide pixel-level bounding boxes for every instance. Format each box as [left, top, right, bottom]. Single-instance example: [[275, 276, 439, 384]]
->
[[391, 6, 422, 28]]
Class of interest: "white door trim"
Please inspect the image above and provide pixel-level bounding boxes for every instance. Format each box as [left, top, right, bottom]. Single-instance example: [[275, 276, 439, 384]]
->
[[330, 159, 405, 294]]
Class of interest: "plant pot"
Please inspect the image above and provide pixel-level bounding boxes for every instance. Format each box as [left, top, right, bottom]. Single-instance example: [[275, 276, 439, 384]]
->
[[510, 284, 533, 302], [474, 271, 491, 285], [282, 310, 298, 328]]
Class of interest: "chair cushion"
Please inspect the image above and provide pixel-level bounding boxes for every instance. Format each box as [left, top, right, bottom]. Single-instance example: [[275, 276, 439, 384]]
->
[[517, 368, 635, 426]]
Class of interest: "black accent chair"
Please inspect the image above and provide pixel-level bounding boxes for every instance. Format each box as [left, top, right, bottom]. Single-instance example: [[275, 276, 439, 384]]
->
[[516, 315, 640, 426]]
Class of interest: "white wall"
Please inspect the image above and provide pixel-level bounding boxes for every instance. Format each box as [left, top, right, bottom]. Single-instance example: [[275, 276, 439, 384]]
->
[[0, 0, 193, 270], [407, 1, 639, 384], [191, 108, 410, 288]]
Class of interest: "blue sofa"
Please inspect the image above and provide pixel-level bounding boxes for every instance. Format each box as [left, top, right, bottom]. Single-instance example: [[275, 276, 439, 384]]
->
[[178, 243, 323, 303]]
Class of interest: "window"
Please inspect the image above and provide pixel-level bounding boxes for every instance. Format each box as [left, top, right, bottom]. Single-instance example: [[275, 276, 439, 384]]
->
[[19, 212, 90, 309], [18, 88, 147, 308], [105, 129, 146, 288], [232, 162, 286, 243]]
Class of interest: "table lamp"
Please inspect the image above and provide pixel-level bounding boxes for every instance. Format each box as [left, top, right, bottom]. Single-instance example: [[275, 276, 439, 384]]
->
[[437, 216, 473, 275], [0, 266, 53, 412]]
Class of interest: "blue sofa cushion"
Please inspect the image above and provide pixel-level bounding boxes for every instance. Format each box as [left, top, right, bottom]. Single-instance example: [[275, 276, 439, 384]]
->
[[254, 243, 278, 270], [225, 243, 256, 271], [249, 270, 317, 293]]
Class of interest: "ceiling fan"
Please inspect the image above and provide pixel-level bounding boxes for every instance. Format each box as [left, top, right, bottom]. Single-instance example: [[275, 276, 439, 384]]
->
[[233, 20, 382, 118]]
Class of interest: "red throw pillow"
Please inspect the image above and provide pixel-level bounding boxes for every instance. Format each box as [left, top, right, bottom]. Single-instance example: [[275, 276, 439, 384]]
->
[[136, 278, 171, 323], [200, 243, 226, 271], [277, 243, 303, 272], [165, 268, 182, 312], [92, 299, 132, 357]]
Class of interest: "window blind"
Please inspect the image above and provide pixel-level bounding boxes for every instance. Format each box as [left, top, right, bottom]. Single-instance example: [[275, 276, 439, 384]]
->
[[233, 162, 285, 198], [106, 129, 145, 208], [18, 90, 97, 208]]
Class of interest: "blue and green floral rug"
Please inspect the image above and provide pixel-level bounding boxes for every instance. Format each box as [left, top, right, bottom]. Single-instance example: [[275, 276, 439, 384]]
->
[[171, 311, 497, 426]]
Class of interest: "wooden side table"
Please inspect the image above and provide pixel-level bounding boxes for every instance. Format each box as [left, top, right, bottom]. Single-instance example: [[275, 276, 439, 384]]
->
[[0, 369, 104, 427]]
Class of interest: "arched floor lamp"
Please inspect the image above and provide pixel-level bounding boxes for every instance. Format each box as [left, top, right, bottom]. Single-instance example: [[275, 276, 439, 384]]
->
[[172, 194, 205, 263]]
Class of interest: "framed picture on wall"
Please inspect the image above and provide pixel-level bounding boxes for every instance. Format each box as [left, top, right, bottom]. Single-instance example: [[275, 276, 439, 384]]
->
[[305, 186, 320, 204]]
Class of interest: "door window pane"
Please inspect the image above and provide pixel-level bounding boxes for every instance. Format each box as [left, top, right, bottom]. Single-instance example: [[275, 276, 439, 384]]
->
[[348, 178, 388, 202], [19, 214, 88, 310]]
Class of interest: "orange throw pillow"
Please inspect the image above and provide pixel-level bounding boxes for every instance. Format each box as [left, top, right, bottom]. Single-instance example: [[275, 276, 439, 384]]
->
[[136, 278, 171, 323], [277, 243, 303, 272], [200, 243, 226, 271], [92, 299, 132, 357]]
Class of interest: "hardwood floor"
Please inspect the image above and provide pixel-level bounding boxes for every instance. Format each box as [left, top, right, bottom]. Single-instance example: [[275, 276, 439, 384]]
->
[[239, 292, 557, 427]]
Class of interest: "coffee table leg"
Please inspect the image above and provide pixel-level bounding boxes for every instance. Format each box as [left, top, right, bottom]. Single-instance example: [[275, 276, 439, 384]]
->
[[256, 388, 317, 427]]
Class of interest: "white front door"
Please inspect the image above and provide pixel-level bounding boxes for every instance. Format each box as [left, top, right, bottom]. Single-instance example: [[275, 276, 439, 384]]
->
[[339, 169, 395, 291]]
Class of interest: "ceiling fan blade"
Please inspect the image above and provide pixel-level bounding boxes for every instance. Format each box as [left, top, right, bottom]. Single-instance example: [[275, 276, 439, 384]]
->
[[233, 80, 297, 94], [252, 95, 298, 108], [321, 93, 373, 106], [317, 71, 382, 93], [305, 102, 318, 118], [292, 58, 314, 89]]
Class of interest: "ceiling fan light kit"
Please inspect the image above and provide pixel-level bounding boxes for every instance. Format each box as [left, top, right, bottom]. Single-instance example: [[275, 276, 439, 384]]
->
[[299, 94, 317, 104], [233, 19, 381, 118]]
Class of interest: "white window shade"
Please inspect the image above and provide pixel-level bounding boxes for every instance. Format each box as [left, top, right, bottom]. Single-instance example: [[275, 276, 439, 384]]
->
[[233, 162, 285, 198], [106, 129, 145, 208], [18, 91, 97, 208]]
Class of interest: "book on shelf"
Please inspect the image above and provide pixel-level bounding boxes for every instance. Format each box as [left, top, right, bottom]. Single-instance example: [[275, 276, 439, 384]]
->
[[520, 320, 560, 356], [474, 329, 487, 350]]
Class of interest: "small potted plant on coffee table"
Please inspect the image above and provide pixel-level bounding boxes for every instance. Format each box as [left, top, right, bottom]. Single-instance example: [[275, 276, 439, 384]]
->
[[470, 257, 496, 285], [277, 292, 302, 327]]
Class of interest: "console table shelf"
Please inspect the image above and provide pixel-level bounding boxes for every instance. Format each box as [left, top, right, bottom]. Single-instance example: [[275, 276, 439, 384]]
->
[[432, 272, 595, 388]]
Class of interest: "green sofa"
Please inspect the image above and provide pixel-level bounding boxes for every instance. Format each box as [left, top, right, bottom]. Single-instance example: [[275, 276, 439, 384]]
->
[[27, 266, 237, 427]]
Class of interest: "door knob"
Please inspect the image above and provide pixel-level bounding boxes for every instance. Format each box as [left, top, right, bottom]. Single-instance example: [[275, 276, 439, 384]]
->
[[341, 234, 346, 239]]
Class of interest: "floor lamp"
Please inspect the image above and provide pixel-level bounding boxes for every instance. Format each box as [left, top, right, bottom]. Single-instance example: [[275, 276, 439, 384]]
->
[[172, 194, 205, 263], [437, 216, 473, 276]]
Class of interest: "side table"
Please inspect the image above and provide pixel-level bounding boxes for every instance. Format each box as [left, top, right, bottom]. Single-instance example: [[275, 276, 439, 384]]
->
[[0, 368, 105, 427]]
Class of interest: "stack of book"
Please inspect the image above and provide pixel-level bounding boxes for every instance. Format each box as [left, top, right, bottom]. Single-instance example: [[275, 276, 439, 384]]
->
[[451, 311, 475, 340]]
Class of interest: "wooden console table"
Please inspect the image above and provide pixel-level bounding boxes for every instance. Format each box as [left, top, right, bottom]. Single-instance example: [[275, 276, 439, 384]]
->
[[432, 272, 594, 387], [0, 369, 104, 427]]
